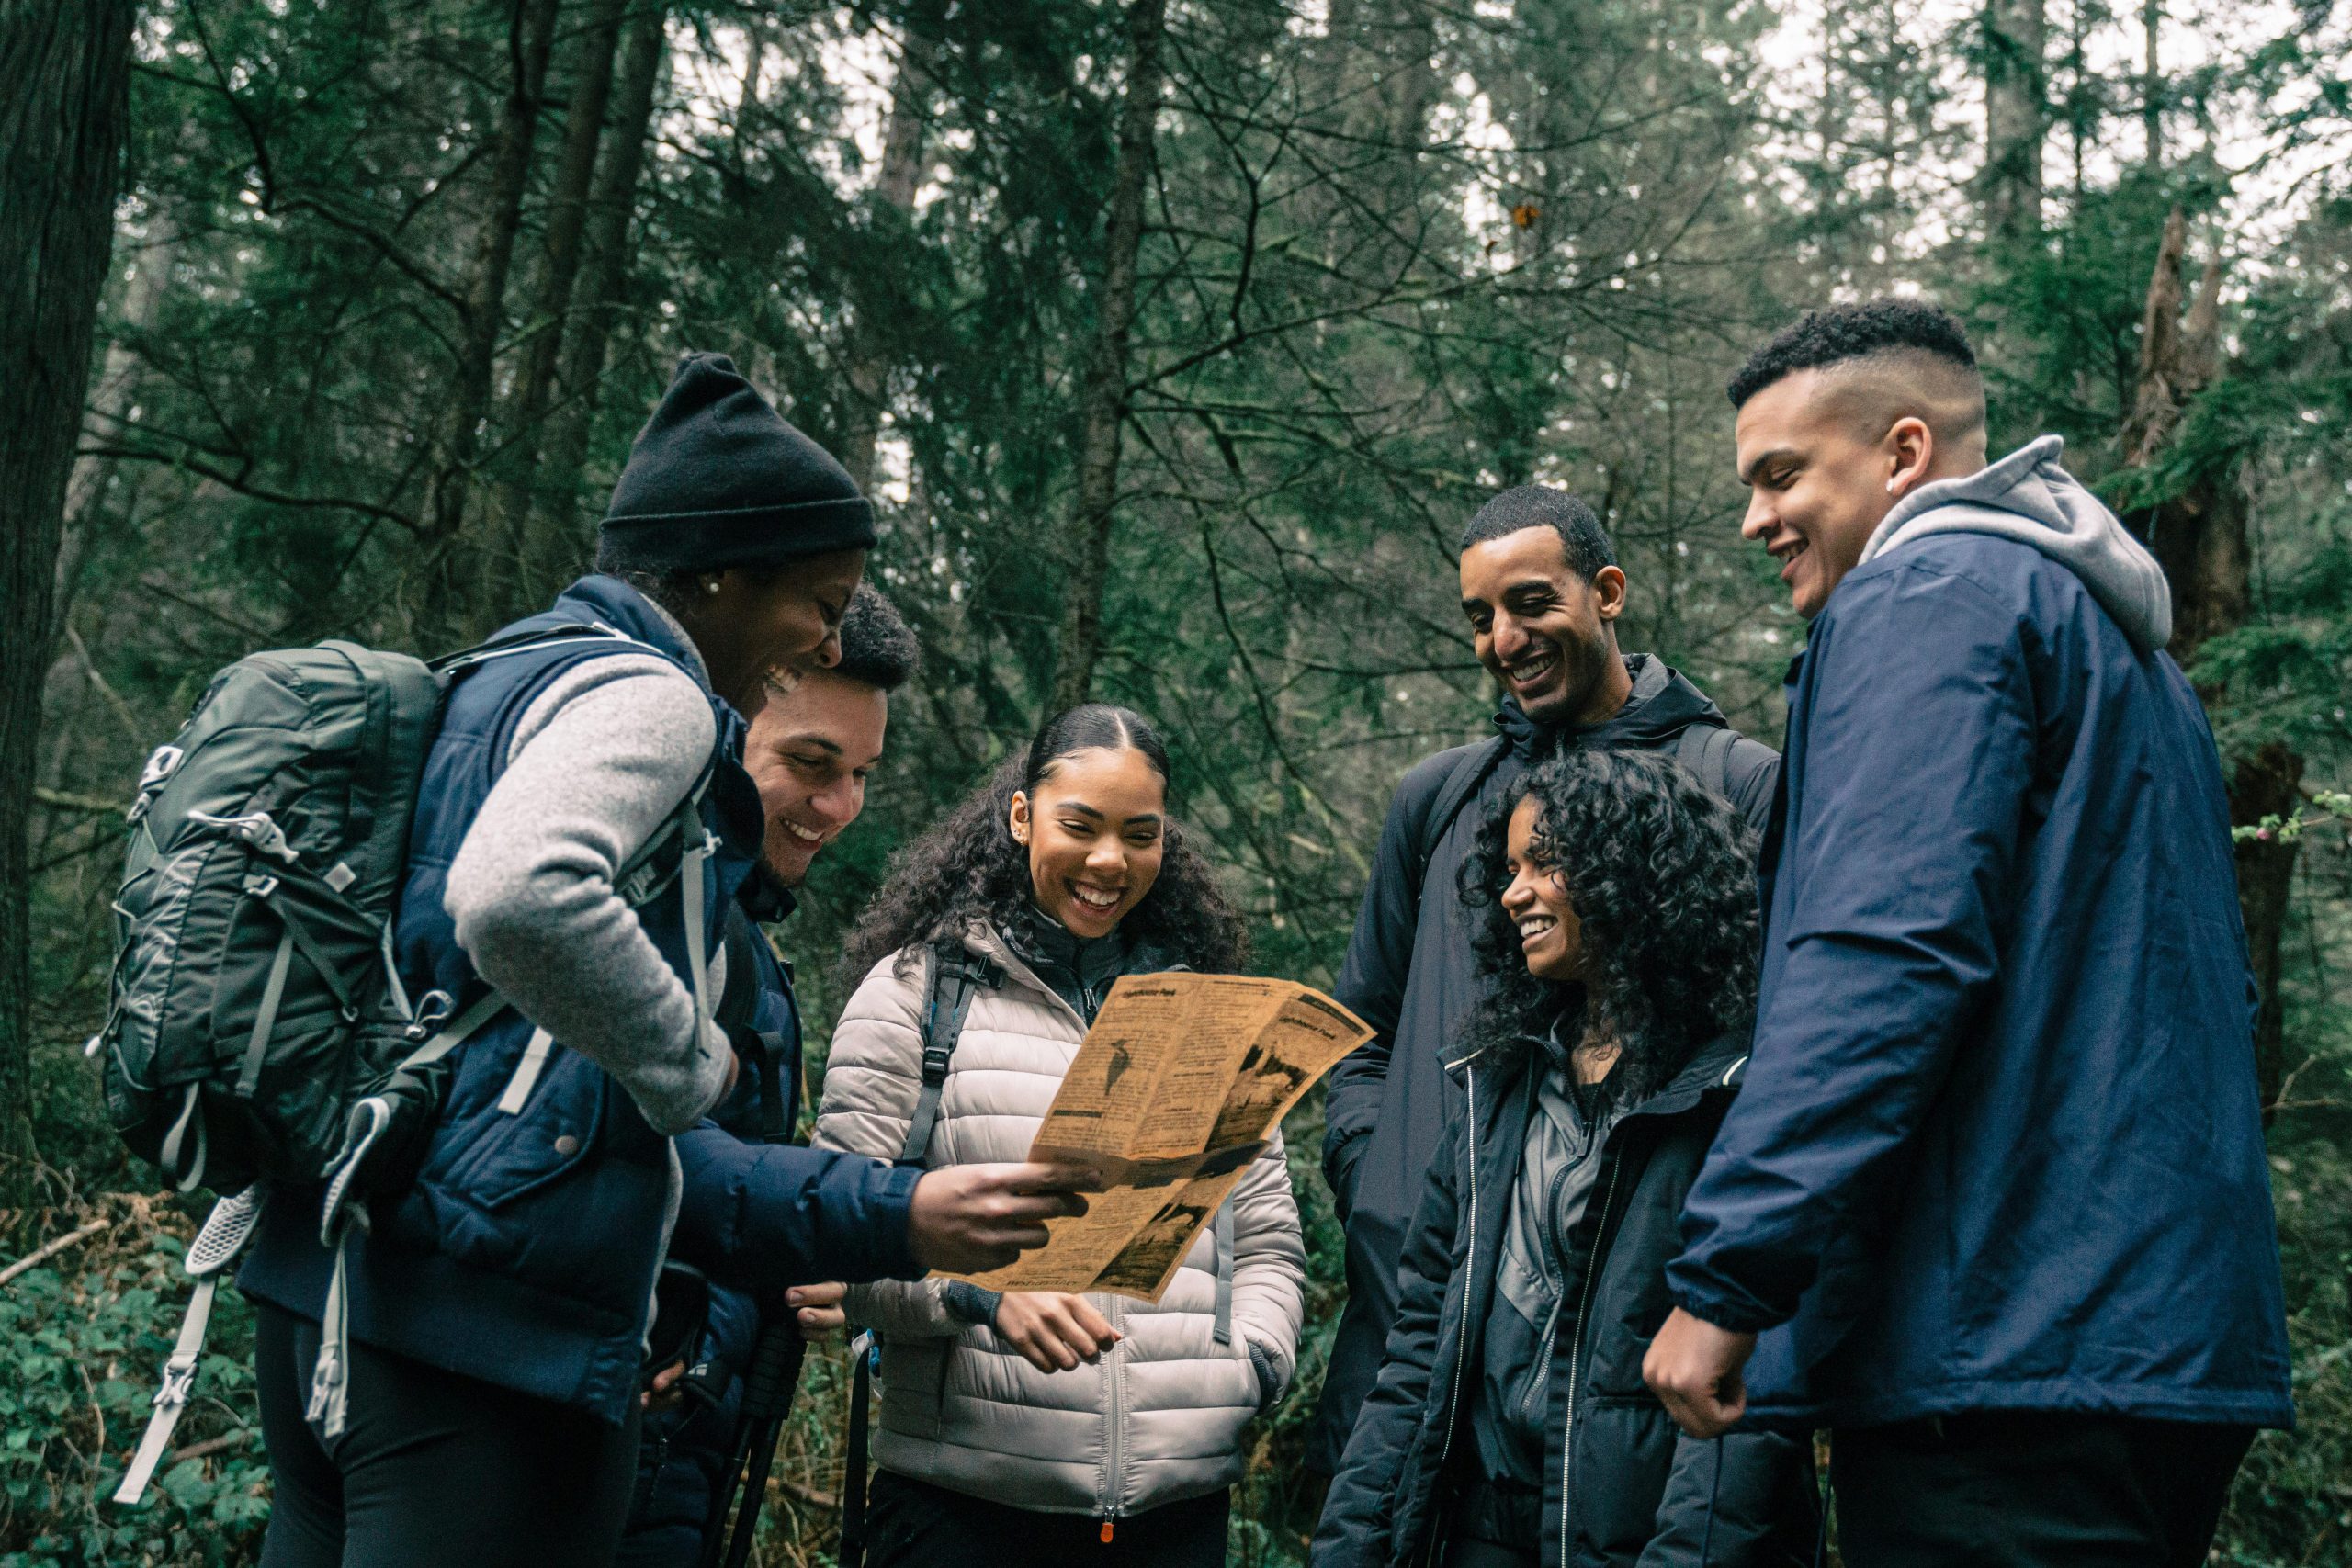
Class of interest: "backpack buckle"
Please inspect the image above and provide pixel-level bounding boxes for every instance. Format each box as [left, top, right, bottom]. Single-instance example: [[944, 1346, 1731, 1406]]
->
[[153, 1354, 198, 1411], [138, 745, 184, 793], [405, 990, 454, 1043], [187, 810, 300, 867], [920, 1038, 955, 1080]]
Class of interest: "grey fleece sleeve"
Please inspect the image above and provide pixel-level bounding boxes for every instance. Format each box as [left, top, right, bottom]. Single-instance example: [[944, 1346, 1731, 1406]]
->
[[444, 654, 732, 1136]]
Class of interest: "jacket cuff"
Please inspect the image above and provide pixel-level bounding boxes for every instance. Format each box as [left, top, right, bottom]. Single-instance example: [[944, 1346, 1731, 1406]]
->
[[868, 1162, 929, 1280], [1246, 1337, 1285, 1411], [941, 1281, 1001, 1327], [1666, 1272, 1785, 1337]]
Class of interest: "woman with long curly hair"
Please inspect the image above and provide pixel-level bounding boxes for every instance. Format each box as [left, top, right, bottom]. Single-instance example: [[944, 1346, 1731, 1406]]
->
[[815, 704, 1304, 1568], [1317, 749, 1815, 1568]]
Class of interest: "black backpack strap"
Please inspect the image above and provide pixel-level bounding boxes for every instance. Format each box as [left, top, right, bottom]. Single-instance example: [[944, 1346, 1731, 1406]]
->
[[424, 618, 650, 677], [896, 937, 1004, 1167], [716, 906, 790, 1141], [1411, 737, 1510, 895], [837, 1332, 879, 1568], [1673, 722, 1739, 803]]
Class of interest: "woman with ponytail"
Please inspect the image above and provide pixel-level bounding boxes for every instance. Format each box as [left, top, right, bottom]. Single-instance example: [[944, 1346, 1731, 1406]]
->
[[816, 704, 1304, 1568]]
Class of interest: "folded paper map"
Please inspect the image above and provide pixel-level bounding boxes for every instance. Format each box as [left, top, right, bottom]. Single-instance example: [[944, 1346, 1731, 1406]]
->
[[942, 973, 1373, 1302]]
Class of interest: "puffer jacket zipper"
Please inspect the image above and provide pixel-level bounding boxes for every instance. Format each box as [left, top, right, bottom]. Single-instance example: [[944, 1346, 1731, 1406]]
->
[[1103, 1294, 1128, 1517], [1558, 1151, 1626, 1568], [1419, 1061, 1479, 1568]]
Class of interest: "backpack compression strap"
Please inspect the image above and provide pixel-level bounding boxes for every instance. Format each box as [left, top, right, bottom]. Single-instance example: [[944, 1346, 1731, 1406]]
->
[[837, 1331, 881, 1568], [113, 1188, 266, 1505], [896, 939, 1005, 1166], [304, 989, 510, 1439], [1671, 722, 1740, 804], [1411, 737, 1510, 897]]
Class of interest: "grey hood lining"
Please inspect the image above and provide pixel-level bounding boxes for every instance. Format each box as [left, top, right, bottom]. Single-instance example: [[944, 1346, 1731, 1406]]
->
[[1859, 434, 2174, 655]]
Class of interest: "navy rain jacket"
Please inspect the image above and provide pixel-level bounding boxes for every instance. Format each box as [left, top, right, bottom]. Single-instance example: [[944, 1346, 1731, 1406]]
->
[[1668, 441, 2295, 1432]]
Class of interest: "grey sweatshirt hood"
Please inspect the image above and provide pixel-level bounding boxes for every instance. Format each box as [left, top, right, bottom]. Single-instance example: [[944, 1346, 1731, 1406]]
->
[[1858, 434, 2174, 655]]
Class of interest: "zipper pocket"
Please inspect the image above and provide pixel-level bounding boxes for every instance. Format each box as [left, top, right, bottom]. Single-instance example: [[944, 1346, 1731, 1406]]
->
[[1520, 1295, 1564, 1427]]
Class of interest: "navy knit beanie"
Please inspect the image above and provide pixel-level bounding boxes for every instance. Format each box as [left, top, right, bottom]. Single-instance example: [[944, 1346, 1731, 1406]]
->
[[598, 352, 875, 573]]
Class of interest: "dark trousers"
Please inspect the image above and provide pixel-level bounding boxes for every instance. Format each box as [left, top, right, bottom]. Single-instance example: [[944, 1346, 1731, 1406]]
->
[[253, 1300, 642, 1568], [1832, 1412, 2254, 1568], [864, 1468, 1229, 1568]]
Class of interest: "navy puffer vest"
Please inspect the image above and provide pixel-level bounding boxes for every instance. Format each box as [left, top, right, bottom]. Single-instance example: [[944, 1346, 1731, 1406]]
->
[[240, 575, 763, 1424]]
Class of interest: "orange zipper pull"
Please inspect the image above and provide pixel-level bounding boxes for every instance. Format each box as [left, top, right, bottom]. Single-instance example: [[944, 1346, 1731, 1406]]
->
[[1100, 1519, 1114, 1544]]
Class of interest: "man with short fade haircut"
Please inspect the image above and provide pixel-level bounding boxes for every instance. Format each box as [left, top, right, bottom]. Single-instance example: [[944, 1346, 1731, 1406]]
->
[[1310, 484, 1778, 1478], [617, 585, 932, 1568], [1645, 299, 2293, 1566]]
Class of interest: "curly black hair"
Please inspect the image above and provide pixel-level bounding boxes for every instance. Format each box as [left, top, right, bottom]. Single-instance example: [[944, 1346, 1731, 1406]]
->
[[832, 585, 920, 691], [842, 703, 1249, 984], [1726, 298, 1977, 409], [1458, 748, 1759, 1098]]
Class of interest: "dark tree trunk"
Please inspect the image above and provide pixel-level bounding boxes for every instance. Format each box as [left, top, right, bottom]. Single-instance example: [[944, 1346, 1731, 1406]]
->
[[2121, 208, 2299, 1111], [529, 0, 669, 590], [1049, 0, 1168, 712], [2230, 745, 2303, 1109], [493, 0, 629, 616], [423, 0, 560, 638], [0, 0, 133, 1191], [1981, 0, 2046, 239]]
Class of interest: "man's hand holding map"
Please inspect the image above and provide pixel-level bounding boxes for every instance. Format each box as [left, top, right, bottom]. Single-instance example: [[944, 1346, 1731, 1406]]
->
[[942, 973, 1373, 1302]]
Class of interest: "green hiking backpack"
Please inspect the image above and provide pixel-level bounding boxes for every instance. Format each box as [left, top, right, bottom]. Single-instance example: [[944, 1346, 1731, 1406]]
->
[[97, 641, 439, 1197], [96, 629, 628, 1197], [94, 621, 705, 1504]]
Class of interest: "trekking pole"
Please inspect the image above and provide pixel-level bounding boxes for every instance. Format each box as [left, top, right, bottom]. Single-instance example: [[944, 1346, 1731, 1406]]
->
[[698, 1313, 808, 1568]]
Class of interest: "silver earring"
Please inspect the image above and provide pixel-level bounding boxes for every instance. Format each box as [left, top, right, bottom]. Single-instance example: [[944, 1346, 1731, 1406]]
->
[[703, 576, 723, 596]]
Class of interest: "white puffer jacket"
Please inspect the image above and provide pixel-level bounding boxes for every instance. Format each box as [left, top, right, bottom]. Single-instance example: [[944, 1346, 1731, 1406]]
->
[[815, 922, 1306, 1517]]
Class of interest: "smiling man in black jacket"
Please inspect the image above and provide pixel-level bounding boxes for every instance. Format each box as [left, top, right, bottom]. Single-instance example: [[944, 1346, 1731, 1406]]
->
[[1311, 487, 1779, 1477]]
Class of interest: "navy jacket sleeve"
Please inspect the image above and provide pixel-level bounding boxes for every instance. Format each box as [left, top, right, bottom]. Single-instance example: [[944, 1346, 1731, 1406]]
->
[[1313, 1111, 1464, 1567], [1322, 750, 1456, 1220], [670, 1124, 925, 1296], [1668, 561, 2037, 1334]]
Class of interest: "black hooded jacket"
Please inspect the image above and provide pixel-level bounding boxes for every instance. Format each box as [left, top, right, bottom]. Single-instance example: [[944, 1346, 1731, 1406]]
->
[[1312, 656, 1777, 1472], [1313, 1032, 1816, 1568]]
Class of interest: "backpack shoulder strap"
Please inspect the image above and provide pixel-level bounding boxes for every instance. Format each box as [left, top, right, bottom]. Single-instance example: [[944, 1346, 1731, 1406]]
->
[[896, 937, 1005, 1167], [1673, 722, 1739, 803], [424, 618, 657, 677], [1411, 737, 1510, 895], [718, 905, 793, 1142], [717, 906, 765, 1035]]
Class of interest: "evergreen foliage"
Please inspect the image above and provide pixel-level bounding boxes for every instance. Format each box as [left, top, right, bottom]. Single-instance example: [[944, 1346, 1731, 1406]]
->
[[4, 0, 2349, 1562]]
